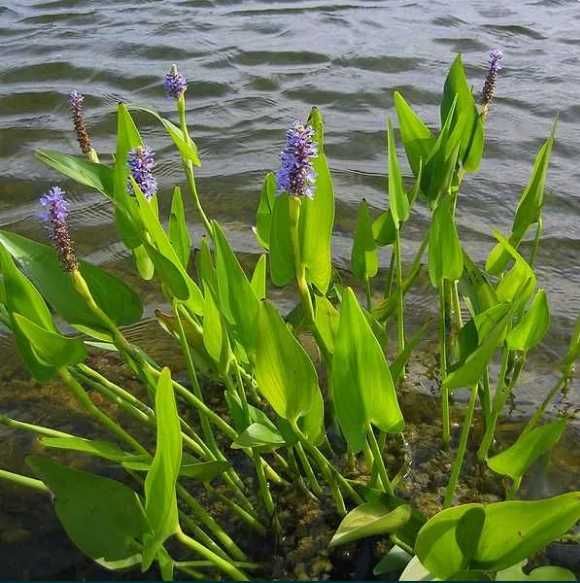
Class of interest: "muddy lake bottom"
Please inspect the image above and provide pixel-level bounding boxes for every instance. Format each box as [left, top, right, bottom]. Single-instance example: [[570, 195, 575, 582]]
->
[[0, 343, 579, 580]]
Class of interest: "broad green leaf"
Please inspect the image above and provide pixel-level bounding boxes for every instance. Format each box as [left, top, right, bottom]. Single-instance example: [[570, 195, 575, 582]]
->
[[445, 304, 510, 389], [269, 193, 295, 287], [40, 436, 132, 462], [133, 243, 155, 280], [0, 230, 143, 334], [129, 106, 201, 166], [225, 390, 278, 435], [123, 456, 229, 482], [231, 422, 286, 452], [487, 418, 566, 481], [399, 555, 435, 581], [250, 254, 267, 300], [441, 54, 484, 172], [36, 150, 114, 196], [428, 194, 463, 287], [507, 289, 550, 351], [197, 236, 217, 295], [300, 107, 335, 293], [394, 91, 435, 177], [254, 172, 276, 249], [331, 288, 404, 452], [314, 295, 339, 355], [255, 300, 322, 431], [351, 199, 378, 283], [0, 243, 57, 380], [415, 493, 580, 579], [143, 241, 189, 301], [27, 455, 148, 563], [202, 282, 228, 371], [462, 252, 498, 314], [496, 562, 576, 581], [13, 313, 87, 368], [330, 501, 411, 547], [387, 119, 409, 228], [142, 368, 182, 569], [213, 222, 259, 355], [487, 129, 555, 274], [373, 545, 412, 576], [168, 187, 191, 268]]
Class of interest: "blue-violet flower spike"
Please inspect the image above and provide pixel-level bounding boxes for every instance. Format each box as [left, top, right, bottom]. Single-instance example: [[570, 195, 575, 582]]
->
[[68, 90, 92, 154], [276, 122, 317, 198], [128, 146, 158, 199], [164, 64, 187, 99], [481, 48, 504, 118], [39, 186, 78, 272]]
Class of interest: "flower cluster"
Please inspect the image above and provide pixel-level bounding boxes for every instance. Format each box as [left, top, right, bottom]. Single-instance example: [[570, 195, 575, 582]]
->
[[276, 122, 317, 198], [480, 48, 504, 118], [128, 146, 158, 199], [68, 90, 92, 155], [164, 64, 187, 99], [39, 187, 78, 272]]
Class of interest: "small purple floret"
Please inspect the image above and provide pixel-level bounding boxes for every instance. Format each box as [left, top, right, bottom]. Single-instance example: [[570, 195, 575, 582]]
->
[[480, 48, 504, 117], [488, 48, 503, 73], [68, 90, 84, 109], [128, 146, 158, 199], [276, 122, 317, 198], [164, 64, 187, 99], [39, 186, 78, 272]]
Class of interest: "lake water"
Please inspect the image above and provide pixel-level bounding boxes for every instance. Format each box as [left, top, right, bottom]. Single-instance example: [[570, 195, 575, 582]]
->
[[1, 0, 579, 410]]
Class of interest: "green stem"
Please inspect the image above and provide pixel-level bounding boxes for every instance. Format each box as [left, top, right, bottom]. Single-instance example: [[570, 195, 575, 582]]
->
[[295, 442, 322, 496], [58, 368, 147, 455], [365, 277, 372, 312], [444, 385, 478, 507], [175, 528, 249, 581], [440, 282, 450, 448], [367, 427, 394, 496], [530, 217, 543, 268], [0, 414, 71, 439], [394, 230, 405, 356], [0, 468, 49, 493]]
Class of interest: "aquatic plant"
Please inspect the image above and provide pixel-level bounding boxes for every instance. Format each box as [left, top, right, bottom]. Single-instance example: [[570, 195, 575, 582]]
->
[[0, 51, 578, 581]]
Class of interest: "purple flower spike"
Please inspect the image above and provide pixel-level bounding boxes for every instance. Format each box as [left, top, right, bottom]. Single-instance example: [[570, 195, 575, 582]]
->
[[68, 90, 92, 154], [276, 122, 317, 198], [164, 64, 187, 99], [128, 146, 158, 199], [480, 48, 504, 118], [39, 187, 78, 272]]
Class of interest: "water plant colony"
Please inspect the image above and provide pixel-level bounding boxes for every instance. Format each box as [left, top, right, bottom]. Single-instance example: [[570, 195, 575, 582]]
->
[[0, 51, 578, 581]]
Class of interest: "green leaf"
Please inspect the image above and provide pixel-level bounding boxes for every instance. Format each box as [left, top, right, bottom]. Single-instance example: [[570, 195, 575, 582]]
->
[[428, 194, 463, 287], [351, 199, 378, 283], [330, 501, 411, 547], [114, 104, 143, 204], [255, 300, 322, 432], [202, 282, 229, 371], [143, 241, 190, 301], [394, 91, 435, 177], [197, 236, 217, 295], [507, 289, 550, 351], [314, 295, 339, 355], [269, 194, 295, 287], [387, 119, 409, 228], [415, 493, 580, 579], [0, 230, 143, 334], [231, 422, 286, 452], [496, 562, 576, 581], [36, 150, 114, 196], [178, 460, 229, 481], [254, 172, 276, 250], [213, 222, 259, 355], [27, 455, 147, 563], [373, 545, 412, 576], [331, 288, 404, 452], [142, 368, 182, 570], [168, 187, 191, 268], [399, 555, 435, 581], [300, 107, 335, 293], [129, 106, 201, 166], [40, 436, 132, 462], [487, 418, 566, 481], [250, 254, 267, 300], [441, 54, 484, 172], [12, 313, 87, 368], [445, 304, 510, 390], [462, 252, 498, 315]]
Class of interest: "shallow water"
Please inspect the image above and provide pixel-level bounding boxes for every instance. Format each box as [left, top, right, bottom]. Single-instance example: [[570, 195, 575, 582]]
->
[[1, 0, 580, 412]]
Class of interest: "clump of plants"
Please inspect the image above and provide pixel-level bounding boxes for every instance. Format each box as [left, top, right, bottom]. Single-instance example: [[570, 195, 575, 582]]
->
[[0, 51, 578, 581]]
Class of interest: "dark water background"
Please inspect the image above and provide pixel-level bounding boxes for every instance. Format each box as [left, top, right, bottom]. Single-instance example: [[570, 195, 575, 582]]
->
[[1, 0, 580, 579]]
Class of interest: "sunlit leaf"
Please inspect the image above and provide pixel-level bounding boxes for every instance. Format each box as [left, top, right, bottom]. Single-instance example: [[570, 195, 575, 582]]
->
[[351, 199, 378, 283], [250, 254, 267, 300], [507, 289, 550, 351], [387, 119, 410, 228], [168, 187, 191, 268], [496, 561, 576, 581], [254, 172, 276, 250]]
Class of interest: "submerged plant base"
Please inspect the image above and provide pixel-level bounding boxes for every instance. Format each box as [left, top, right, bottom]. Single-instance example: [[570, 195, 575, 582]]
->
[[0, 343, 577, 580]]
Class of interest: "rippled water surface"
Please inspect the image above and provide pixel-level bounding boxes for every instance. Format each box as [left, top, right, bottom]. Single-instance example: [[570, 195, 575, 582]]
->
[[1, 0, 580, 411]]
